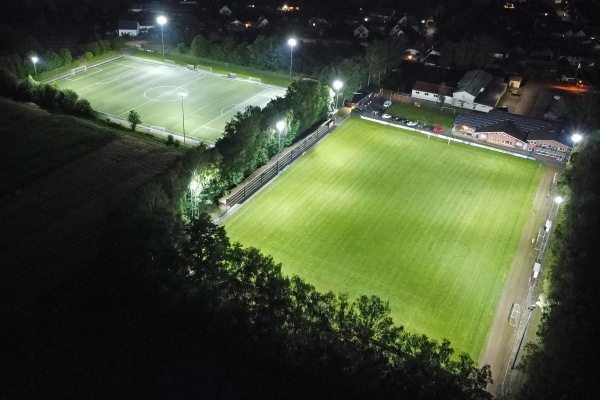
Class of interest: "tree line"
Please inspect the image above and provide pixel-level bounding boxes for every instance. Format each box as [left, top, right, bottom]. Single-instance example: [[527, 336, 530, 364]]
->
[[518, 135, 600, 399], [185, 33, 408, 98], [0, 36, 126, 79]]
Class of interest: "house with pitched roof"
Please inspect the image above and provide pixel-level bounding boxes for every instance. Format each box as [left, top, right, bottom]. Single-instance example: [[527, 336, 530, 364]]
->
[[118, 20, 140, 36], [411, 70, 506, 112], [453, 111, 572, 161]]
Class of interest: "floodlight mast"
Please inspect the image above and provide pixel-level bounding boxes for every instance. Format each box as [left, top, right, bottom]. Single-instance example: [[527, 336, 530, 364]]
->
[[276, 120, 286, 172], [179, 92, 187, 144], [332, 80, 343, 125], [157, 16, 167, 58], [31, 56, 38, 75], [287, 38, 297, 82]]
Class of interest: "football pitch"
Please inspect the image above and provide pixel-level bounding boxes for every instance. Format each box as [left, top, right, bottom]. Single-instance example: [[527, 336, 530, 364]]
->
[[54, 57, 286, 143], [224, 118, 544, 359]]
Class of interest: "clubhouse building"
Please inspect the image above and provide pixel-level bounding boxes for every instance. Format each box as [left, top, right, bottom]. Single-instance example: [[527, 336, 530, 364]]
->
[[453, 111, 572, 162]]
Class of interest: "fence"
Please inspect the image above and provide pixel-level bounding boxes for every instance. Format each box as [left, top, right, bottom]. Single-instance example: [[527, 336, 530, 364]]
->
[[142, 44, 290, 80], [43, 54, 126, 84], [220, 114, 350, 208], [360, 116, 536, 161]]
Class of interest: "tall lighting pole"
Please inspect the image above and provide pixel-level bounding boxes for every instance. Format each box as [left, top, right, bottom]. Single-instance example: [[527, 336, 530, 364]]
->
[[157, 16, 167, 58], [276, 120, 286, 172], [333, 80, 343, 123], [550, 195, 563, 220], [179, 92, 187, 144], [287, 38, 297, 82], [31, 56, 38, 75]]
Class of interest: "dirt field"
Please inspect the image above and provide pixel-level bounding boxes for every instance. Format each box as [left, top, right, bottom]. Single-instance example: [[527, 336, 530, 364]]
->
[[481, 163, 562, 395], [0, 139, 177, 305]]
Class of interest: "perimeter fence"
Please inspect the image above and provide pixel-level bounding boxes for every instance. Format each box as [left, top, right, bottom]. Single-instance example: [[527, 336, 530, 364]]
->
[[220, 114, 351, 208]]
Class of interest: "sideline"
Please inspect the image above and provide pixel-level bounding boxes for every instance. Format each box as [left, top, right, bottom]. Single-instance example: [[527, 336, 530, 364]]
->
[[481, 164, 562, 396]]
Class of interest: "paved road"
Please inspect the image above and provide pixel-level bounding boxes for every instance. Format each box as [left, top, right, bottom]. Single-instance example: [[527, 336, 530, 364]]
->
[[502, 81, 556, 119]]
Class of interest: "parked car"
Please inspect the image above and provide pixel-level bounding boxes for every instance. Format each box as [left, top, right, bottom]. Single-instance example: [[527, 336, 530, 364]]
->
[[406, 120, 418, 126], [433, 126, 445, 133], [383, 100, 393, 108], [398, 118, 409, 124], [382, 113, 392, 119]]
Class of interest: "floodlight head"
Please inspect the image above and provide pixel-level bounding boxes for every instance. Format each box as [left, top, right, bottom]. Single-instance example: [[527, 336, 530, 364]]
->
[[288, 38, 297, 47], [178, 92, 187, 98], [333, 80, 343, 91], [572, 133, 582, 143], [555, 196, 564, 204], [31, 56, 38, 63], [157, 16, 167, 25], [276, 120, 286, 132], [189, 180, 199, 191]]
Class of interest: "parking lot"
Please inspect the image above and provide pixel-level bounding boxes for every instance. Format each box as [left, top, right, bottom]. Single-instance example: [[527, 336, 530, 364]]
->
[[352, 98, 446, 134]]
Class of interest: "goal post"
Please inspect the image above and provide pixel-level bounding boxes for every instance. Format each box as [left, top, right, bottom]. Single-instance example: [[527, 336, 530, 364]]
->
[[196, 65, 212, 74], [149, 126, 166, 134], [70, 65, 87, 75], [248, 77, 261, 84]]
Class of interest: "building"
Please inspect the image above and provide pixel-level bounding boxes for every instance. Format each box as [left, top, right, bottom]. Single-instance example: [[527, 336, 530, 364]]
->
[[219, 5, 232, 16], [453, 111, 572, 161], [411, 70, 506, 112], [411, 81, 455, 103], [118, 20, 140, 36], [354, 24, 369, 39]]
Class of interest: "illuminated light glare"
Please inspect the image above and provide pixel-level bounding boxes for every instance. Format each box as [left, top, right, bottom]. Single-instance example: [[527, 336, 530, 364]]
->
[[572, 133, 582, 143], [555, 196, 564, 204]]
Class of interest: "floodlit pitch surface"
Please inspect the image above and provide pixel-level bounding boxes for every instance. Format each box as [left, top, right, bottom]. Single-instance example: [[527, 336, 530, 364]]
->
[[225, 118, 544, 360], [54, 57, 286, 143]]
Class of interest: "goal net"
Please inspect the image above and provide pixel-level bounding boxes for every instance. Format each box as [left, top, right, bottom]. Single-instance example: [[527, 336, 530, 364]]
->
[[70, 65, 87, 75], [196, 65, 212, 74], [248, 77, 261, 84], [149, 126, 166, 134]]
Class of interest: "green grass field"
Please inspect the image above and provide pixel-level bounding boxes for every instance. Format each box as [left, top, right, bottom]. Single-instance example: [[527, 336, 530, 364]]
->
[[225, 118, 543, 360], [54, 57, 286, 143]]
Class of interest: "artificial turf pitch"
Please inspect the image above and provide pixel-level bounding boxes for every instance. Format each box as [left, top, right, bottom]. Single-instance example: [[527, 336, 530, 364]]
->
[[225, 118, 543, 360], [54, 57, 286, 143]]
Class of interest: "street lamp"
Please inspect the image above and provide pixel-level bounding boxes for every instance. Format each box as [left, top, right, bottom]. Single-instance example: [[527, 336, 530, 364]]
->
[[179, 92, 187, 144], [287, 38, 297, 82], [332, 80, 343, 125], [31, 56, 38, 75], [157, 16, 167, 58], [276, 120, 286, 172], [189, 179, 199, 217], [550, 195, 564, 220], [333, 80, 343, 108]]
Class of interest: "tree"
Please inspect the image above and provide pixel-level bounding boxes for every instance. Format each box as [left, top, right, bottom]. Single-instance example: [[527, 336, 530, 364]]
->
[[285, 79, 330, 134], [127, 110, 141, 130], [438, 82, 447, 109], [191, 34, 211, 57]]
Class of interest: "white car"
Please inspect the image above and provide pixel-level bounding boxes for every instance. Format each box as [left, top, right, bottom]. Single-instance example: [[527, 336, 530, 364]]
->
[[383, 100, 392, 108], [382, 113, 392, 119], [406, 120, 418, 126]]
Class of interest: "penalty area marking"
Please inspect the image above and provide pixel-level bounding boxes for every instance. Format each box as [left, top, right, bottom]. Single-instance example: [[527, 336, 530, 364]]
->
[[142, 86, 189, 103], [221, 104, 239, 115]]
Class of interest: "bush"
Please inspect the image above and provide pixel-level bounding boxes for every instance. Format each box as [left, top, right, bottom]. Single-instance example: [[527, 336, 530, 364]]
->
[[166, 134, 174, 145]]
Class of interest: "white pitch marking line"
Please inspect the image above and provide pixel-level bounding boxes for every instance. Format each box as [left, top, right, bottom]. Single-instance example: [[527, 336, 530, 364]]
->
[[117, 75, 209, 117]]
